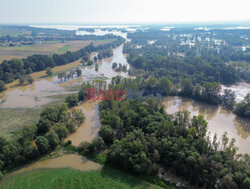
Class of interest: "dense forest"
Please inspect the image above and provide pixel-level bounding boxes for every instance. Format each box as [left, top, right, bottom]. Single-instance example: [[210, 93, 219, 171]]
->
[[80, 96, 250, 188]]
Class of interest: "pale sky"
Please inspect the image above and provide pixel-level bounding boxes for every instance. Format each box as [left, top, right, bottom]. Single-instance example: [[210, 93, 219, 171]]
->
[[0, 0, 250, 24]]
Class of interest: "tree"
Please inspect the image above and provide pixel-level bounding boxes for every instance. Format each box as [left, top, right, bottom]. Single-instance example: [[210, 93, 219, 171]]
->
[[234, 93, 250, 118], [242, 178, 250, 189], [37, 118, 52, 134], [27, 75, 34, 84], [72, 109, 85, 124], [78, 83, 92, 101], [46, 131, 60, 149], [65, 94, 78, 107], [159, 76, 172, 95], [46, 67, 53, 76], [67, 119, 77, 133], [0, 80, 6, 92], [202, 82, 221, 105], [36, 136, 50, 155], [99, 125, 114, 144], [55, 123, 69, 139], [19, 125, 38, 144], [180, 79, 193, 97], [191, 115, 207, 137]]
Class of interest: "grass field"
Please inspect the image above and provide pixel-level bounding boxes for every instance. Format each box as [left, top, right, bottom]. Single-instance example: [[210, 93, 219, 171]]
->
[[0, 108, 40, 137], [57, 45, 70, 53], [0, 167, 166, 189]]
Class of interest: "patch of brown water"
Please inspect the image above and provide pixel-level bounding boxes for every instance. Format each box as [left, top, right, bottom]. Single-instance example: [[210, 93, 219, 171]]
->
[[0, 60, 82, 108], [14, 154, 101, 174], [163, 97, 250, 154], [65, 100, 101, 146]]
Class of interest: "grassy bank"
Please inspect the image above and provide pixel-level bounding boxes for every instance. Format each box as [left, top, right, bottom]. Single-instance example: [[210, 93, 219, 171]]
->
[[0, 108, 40, 137], [0, 167, 165, 189]]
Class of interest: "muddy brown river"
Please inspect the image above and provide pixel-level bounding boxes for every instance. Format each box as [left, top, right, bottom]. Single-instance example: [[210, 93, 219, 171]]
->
[[65, 100, 101, 146]]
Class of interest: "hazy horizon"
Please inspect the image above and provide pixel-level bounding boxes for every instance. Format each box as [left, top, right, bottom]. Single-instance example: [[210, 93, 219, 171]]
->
[[1, 0, 250, 24]]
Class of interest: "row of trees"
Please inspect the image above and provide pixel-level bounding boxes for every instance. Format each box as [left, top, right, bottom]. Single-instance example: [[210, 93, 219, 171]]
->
[[127, 53, 241, 85], [108, 76, 250, 119]]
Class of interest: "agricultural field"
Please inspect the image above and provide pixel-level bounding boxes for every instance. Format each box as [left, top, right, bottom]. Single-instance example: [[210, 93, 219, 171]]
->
[[0, 39, 112, 63], [0, 167, 165, 189]]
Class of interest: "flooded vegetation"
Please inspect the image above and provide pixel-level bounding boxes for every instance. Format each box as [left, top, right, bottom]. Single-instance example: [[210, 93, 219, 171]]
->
[[163, 97, 250, 154]]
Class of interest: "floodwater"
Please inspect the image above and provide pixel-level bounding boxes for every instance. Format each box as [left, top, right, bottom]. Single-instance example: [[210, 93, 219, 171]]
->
[[221, 82, 250, 102], [81, 44, 129, 82], [65, 100, 101, 146], [30, 24, 138, 38], [163, 97, 250, 154], [0, 44, 129, 109], [14, 154, 101, 174], [1, 78, 67, 108]]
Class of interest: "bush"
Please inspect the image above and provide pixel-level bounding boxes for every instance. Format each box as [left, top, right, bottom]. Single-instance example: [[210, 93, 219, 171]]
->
[[65, 94, 78, 107], [79, 141, 90, 154], [18, 75, 26, 85], [55, 123, 69, 139], [27, 75, 34, 84], [46, 67, 53, 76]]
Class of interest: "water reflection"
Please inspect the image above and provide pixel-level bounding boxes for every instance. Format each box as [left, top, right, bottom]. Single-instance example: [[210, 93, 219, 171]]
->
[[163, 97, 250, 154]]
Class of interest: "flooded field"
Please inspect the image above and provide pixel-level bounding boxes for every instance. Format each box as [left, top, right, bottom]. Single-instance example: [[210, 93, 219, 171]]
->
[[0, 44, 129, 109], [14, 154, 101, 175], [163, 97, 250, 154], [0, 60, 82, 109]]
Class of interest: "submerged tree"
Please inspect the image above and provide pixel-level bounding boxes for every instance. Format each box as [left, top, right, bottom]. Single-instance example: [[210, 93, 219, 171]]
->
[[0, 80, 6, 92]]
